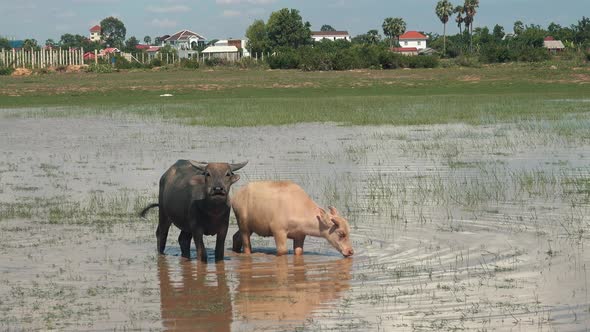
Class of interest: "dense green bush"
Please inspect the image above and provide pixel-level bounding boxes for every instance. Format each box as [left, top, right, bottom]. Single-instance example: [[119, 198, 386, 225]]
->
[[332, 48, 361, 70], [265, 43, 438, 71], [180, 58, 200, 69], [235, 57, 267, 69], [86, 63, 114, 73], [204, 57, 230, 67], [267, 49, 300, 69], [516, 47, 551, 62], [480, 45, 513, 63], [378, 51, 402, 69], [112, 55, 133, 69], [452, 55, 481, 67], [298, 46, 332, 71], [403, 55, 439, 68], [356, 45, 384, 68], [0, 66, 14, 75], [150, 58, 163, 67]]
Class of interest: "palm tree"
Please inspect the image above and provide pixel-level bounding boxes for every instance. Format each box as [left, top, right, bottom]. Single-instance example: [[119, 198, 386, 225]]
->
[[454, 5, 465, 34], [463, 0, 480, 53], [382, 17, 406, 47], [513, 20, 524, 36], [367, 29, 381, 44], [436, 0, 454, 55]]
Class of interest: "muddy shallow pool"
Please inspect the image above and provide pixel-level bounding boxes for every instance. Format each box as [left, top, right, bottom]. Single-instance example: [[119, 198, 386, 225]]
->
[[0, 114, 589, 331]]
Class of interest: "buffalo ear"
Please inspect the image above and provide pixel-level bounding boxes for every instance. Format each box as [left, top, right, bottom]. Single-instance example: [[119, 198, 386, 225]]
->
[[230, 161, 248, 172], [230, 174, 240, 184], [189, 160, 208, 172], [317, 208, 330, 226]]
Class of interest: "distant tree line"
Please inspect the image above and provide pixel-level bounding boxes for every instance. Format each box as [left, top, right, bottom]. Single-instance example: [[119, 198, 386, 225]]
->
[[428, 17, 590, 63], [430, 0, 590, 63], [243, 6, 589, 71], [0, 16, 162, 54], [2, 4, 589, 71]]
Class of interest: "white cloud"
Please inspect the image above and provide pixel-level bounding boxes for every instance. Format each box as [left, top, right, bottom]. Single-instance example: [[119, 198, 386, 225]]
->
[[146, 5, 191, 13], [151, 18, 178, 28]]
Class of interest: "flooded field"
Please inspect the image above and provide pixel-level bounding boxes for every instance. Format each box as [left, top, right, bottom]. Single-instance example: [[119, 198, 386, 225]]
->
[[0, 113, 589, 331]]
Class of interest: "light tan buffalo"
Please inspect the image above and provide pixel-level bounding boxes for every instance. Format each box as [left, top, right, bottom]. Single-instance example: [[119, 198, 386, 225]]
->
[[231, 181, 354, 257]]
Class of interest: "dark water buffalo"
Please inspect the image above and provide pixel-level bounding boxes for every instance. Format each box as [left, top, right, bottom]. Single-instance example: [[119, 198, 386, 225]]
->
[[140, 160, 247, 262]]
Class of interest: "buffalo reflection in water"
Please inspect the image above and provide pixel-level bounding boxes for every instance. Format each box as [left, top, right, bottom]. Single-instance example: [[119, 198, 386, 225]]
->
[[158, 257, 232, 331], [233, 255, 353, 327]]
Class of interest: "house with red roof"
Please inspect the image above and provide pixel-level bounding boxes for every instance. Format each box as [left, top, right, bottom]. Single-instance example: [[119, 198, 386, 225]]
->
[[391, 47, 419, 56], [399, 31, 428, 50], [99, 48, 120, 57], [89, 25, 101, 42], [543, 36, 565, 54]]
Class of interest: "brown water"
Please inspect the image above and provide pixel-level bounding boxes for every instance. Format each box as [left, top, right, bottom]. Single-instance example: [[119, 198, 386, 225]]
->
[[0, 115, 589, 331]]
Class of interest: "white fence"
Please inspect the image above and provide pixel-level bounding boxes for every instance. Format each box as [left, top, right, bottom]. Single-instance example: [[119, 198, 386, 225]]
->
[[0, 48, 84, 68], [0, 48, 272, 68]]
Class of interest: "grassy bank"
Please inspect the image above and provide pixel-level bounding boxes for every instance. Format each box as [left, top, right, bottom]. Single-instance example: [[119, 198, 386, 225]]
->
[[1, 63, 589, 126]]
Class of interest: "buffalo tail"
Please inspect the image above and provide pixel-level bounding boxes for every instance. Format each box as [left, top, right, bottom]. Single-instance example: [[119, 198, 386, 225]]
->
[[140, 203, 159, 218]]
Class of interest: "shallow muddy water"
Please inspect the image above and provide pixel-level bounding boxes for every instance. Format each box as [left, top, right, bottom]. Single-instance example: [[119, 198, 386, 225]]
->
[[0, 113, 589, 331]]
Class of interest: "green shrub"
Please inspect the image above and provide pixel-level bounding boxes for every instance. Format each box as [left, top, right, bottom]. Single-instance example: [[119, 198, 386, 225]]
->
[[453, 55, 481, 67], [113, 55, 134, 69], [517, 47, 550, 62], [267, 49, 300, 69], [298, 47, 332, 71], [236, 57, 267, 69], [404, 55, 439, 68], [204, 57, 229, 67], [358, 45, 386, 68], [480, 45, 513, 63], [0, 66, 14, 75], [379, 51, 402, 69], [150, 58, 163, 67], [180, 58, 200, 69], [86, 63, 113, 73], [332, 48, 363, 70]]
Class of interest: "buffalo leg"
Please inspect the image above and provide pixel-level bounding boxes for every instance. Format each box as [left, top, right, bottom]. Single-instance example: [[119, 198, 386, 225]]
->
[[215, 223, 228, 262], [193, 230, 207, 262], [232, 230, 242, 253], [156, 211, 171, 254], [178, 231, 192, 258], [241, 231, 252, 255], [293, 236, 305, 256], [274, 231, 288, 256]]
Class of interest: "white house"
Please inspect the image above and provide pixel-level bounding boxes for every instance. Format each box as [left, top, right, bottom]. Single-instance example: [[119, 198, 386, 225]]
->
[[311, 31, 351, 42], [398, 31, 428, 50], [202, 45, 240, 62], [89, 25, 101, 42], [215, 39, 250, 57], [163, 30, 206, 51]]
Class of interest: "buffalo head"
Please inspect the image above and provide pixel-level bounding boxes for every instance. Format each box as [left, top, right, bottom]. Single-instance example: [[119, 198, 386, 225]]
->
[[318, 206, 354, 257], [190, 161, 248, 202]]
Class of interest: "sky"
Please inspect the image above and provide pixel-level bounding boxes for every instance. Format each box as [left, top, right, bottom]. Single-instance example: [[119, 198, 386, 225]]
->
[[0, 0, 588, 43]]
